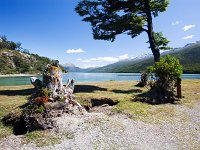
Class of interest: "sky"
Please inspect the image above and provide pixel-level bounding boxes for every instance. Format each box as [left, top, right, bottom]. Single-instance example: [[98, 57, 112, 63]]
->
[[0, 0, 199, 68]]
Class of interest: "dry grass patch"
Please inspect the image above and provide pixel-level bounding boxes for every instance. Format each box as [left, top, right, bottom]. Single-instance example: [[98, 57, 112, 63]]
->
[[180, 80, 200, 107]]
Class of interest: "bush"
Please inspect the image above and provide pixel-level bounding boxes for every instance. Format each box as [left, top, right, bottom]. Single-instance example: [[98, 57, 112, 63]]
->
[[147, 55, 183, 103], [137, 71, 149, 87]]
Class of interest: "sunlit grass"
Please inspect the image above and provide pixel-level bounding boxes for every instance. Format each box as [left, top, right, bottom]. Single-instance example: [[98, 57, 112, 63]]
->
[[0, 80, 200, 140], [0, 85, 31, 139], [75, 80, 200, 123], [23, 130, 62, 147]]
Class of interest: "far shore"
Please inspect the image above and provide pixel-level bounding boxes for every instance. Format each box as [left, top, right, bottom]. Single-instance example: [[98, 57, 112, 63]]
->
[[0, 74, 42, 78]]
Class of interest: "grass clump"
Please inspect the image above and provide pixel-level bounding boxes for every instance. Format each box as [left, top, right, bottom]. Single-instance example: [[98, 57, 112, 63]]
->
[[114, 100, 150, 120], [63, 131, 75, 139], [0, 86, 30, 138], [0, 122, 12, 139], [24, 102, 45, 114], [24, 130, 61, 147]]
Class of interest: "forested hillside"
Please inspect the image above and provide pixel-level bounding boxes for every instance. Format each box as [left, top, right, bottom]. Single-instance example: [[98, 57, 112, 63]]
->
[[90, 42, 200, 73], [0, 36, 64, 74]]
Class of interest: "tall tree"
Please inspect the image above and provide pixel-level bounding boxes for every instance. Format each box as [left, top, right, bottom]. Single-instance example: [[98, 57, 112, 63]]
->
[[75, 0, 170, 62]]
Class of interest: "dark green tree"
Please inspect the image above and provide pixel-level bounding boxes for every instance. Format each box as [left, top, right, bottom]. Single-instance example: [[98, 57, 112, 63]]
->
[[75, 0, 170, 62], [9, 41, 17, 50]]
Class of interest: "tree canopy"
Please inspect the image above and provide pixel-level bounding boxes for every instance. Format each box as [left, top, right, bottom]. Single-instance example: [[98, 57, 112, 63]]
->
[[75, 0, 171, 62], [0, 35, 21, 50]]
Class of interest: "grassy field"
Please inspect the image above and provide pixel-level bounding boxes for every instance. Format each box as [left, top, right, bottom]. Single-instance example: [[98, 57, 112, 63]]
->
[[0, 80, 200, 144]]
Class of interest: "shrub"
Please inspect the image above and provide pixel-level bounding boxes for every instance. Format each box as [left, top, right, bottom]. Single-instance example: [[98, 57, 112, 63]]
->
[[40, 88, 49, 97], [147, 55, 183, 103], [137, 71, 149, 87]]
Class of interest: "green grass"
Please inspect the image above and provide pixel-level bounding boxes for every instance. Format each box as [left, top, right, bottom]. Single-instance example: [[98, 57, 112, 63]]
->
[[0, 85, 30, 139], [23, 130, 62, 147], [0, 122, 12, 139], [114, 100, 150, 119], [75, 80, 200, 122], [0, 80, 200, 141]]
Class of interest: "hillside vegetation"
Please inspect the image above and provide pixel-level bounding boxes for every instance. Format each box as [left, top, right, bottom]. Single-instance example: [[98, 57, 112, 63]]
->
[[0, 36, 63, 74], [90, 42, 200, 73]]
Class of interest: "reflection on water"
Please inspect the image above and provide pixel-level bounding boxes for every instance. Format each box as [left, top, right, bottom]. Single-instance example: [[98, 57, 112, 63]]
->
[[0, 73, 200, 86]]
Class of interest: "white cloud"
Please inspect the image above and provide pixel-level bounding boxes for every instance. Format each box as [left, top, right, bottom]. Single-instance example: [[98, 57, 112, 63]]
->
[[76, 58, 82, 61], [172, 21, 181, 26], [66, 48, 84, 54], [82, 60, 91, 63], [182, 35, 194, 40], [77, 54, 129, 63], [90, 57, 119, 62], [183, 25, 196, 31], [77, 54, 129, 64], [119, 54, 129, 60]]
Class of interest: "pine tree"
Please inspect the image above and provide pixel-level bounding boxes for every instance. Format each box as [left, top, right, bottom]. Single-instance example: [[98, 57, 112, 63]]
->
[[75, 0, 171, 62]]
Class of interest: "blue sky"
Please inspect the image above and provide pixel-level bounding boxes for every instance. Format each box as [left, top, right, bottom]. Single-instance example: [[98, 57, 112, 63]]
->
[[0, 0, 199, 68]]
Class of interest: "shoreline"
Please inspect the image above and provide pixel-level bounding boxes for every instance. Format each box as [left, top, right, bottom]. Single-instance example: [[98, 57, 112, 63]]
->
[[0, 79, 199, 87], [0, 74, 42, 78]]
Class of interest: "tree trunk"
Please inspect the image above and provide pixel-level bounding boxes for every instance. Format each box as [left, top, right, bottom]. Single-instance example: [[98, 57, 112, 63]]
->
[[144, 0, 160, 62], [43, 63, 63, 98]]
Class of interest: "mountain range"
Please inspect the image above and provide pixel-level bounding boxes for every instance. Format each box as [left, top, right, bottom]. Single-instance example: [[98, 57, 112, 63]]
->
[[63, 41, 200, 73]]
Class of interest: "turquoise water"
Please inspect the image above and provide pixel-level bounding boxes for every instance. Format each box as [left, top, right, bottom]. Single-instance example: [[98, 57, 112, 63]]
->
[[0, 73, 200, 86]]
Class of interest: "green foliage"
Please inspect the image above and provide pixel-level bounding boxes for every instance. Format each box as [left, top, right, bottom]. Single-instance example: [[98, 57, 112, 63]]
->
[[137, 71, 149, 87], [35, 105, 45, 113], [0, 35, 60, 74], [75, 0, 169, 42], [0, 35, 17, 50], [147, 55, 183, 79], [153, 32, 172, 50], [75, 0, 170, 61], [24, 102, 45, 114], [14, 57, 30, 73], [0, 36, 57, 74], [146, 55, 183, 102], [40, 88, 50, 97]]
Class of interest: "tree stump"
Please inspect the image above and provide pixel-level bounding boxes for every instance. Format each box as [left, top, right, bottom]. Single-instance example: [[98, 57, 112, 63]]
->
[[27, 61, 86, 131], [3, 61, 86, 133], [43, 60, 63, 98]]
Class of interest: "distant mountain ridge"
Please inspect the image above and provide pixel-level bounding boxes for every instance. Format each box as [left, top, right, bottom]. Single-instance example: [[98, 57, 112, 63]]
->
[[89, 41, 200, 73], [63, 63, 97, 72], [63, 63, 83, 72]]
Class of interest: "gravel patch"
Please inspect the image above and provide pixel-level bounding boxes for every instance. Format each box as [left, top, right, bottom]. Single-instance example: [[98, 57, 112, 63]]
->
[[0, 104, 199, 150]]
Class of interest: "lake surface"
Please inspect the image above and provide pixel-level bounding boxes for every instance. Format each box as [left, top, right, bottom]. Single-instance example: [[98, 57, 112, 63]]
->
[[0, 73, 200, 86]]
